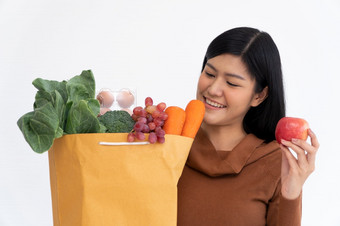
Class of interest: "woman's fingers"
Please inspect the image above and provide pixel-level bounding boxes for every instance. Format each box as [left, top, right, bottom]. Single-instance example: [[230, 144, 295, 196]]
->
[[308, 129, 320, 152], [279, 128, 319, 199], [280, 128, 319, 175], [281, 139, 309, 169], [306, 129, 319, 170], [280, 144, 298, 171]]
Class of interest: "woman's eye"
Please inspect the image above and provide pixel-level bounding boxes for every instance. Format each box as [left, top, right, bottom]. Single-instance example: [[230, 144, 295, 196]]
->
[[227, 81, 239, 87], [205, 72, 215, 78]]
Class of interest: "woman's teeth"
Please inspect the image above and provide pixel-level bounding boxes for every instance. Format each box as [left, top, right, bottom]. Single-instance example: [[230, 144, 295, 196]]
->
[[205, 98, 226, 108]]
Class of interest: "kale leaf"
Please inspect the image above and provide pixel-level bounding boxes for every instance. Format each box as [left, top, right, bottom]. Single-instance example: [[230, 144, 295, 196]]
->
[[17, 70, 102, 153]]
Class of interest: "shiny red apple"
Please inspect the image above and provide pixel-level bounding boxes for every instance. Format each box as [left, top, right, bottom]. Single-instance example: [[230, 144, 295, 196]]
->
[[275, 117, 309, 144]]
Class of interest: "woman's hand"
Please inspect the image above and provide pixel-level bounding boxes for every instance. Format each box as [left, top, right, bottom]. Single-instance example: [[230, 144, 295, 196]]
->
[[280, 129, 319, 199]]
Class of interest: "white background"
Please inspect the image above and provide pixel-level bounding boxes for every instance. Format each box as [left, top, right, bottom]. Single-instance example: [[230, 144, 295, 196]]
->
[[1, 0, 339, 225]]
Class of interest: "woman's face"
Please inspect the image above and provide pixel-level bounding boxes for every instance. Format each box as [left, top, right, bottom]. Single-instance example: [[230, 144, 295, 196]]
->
[[196, 53, 265, 128]]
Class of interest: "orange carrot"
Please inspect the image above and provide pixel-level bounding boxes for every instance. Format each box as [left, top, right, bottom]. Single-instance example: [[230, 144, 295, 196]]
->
[[181, 100, 205, 138], [163, 106, 186, 135]]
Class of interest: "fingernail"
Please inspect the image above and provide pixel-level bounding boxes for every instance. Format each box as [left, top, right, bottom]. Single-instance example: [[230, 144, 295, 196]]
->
[[281, 139, 287, 144]]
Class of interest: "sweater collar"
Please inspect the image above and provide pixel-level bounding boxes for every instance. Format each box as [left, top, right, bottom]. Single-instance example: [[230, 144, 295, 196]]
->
[[186, 128, 266, 177]]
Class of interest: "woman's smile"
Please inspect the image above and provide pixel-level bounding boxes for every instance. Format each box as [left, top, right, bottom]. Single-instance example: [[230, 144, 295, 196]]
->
[[204, 96, 227, 109], [196, 54, 263, 127]]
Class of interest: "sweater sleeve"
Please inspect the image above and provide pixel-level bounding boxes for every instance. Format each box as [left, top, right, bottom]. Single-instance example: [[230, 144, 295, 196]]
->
[[266, 180, 302, 226]]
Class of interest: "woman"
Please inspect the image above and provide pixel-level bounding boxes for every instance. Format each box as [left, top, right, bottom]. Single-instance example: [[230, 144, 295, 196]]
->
[[177, 27, 319, 226]]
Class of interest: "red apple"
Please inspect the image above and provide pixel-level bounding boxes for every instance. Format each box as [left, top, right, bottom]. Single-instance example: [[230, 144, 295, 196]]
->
[[275, 117, 309, 144]]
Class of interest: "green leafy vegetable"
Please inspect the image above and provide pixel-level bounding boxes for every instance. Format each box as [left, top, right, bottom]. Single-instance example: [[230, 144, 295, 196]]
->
[[17, 103, 60, 153], [17, 70, 103, 153], [33, 78, 68, 103], [64, 100, 101, 134], [67, 70, 96, 103]]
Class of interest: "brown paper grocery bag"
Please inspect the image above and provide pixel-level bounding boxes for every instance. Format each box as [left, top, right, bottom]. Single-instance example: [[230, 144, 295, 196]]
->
[[48, 133, 193, 226]]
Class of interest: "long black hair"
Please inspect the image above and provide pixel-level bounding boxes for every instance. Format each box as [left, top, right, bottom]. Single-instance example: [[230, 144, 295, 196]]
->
[[202, 27, 285, 142]]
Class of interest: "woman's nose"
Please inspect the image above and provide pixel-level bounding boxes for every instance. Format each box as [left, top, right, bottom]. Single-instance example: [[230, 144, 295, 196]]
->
[[207, 78, 224, 96]]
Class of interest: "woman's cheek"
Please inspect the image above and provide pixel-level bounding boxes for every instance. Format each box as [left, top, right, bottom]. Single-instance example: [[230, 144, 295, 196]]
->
[[197, 74, 208, 93]]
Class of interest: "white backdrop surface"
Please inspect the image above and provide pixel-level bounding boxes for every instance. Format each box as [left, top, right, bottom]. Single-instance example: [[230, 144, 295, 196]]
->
[[0, 0, 339, 225]]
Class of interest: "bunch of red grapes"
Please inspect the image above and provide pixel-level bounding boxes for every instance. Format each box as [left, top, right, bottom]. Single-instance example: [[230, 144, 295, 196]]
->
[[128, 97, 168, 144]]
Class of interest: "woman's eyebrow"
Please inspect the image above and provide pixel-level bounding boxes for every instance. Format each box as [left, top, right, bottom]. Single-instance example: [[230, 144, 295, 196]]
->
[[224, 72, 245, 80], [206, 62, 217, 71], [206, 62, 246, 80]]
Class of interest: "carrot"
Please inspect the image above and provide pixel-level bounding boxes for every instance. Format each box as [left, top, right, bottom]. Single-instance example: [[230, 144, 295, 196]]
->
[[163, 106, 186, 135], [181, 100, 205, 138]]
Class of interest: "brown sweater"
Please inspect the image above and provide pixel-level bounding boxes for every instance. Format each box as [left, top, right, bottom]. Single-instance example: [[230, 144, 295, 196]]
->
[[177, 128, 302, 226]]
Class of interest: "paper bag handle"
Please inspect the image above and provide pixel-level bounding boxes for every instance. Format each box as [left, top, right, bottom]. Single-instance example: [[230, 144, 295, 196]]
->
[[98, 141, 150, 146]]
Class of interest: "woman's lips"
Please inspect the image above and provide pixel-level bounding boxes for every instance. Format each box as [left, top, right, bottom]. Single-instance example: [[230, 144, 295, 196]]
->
[[204, 97, 227, 109]]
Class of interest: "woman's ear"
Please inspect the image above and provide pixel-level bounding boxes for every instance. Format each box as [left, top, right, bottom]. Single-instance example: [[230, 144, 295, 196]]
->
[[251, 86, 268, 107]]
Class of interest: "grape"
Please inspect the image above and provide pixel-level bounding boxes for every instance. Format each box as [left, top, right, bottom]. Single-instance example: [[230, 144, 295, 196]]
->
[[159, 112, 168, 121], [148, 132, 157, 144], [151, 109, 161, 119], [140, 109, 147, 117], [157, 136, 165, 144], [154, 118, 164, 127], [145, 97, 153, 107], [129, 97, 168, 144], [127, 132, 135, 142], [135, 132, 145, 141], [157, 102, 166, 112], [155, 127, 165, 138], [134, 122, 144, 132], [148, 122, 156, 131], [146, 105, 157, 114], [137, 117, 147, 124], [146, 114, 153, 123], [142, 124, 150, 133], [133, 106, 143, 116], [131, 113, 139, 121]]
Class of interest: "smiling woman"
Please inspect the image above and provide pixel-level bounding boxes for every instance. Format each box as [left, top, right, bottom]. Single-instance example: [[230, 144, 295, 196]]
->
[[177, 27, 319, 226], [197, 54, 268, 145]]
